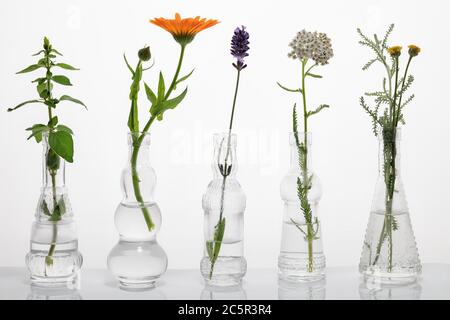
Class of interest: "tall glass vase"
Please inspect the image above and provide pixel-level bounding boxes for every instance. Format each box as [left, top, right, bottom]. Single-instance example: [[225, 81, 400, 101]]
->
[[200, 133, 247, 286], [278, 132, 325, 282], [360, 127, 421, 284], [107, 132, 167, 289], [25, 133, 82, 286]]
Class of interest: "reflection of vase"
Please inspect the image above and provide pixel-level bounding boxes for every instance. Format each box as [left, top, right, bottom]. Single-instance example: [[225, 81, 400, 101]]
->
[[359, 128, 421, 284], [278, 133, 325, 282], [200, 133, 247, 287], [278, 278, 326, 300], [25, 133, 82, 286], [27, 285, 82, 300], [359, 281, 422, 300], [107, 133, 167, 290], [200, 284, 247, 300]]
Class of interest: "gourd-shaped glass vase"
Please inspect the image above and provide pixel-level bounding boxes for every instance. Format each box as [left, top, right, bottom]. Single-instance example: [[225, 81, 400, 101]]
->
[[107, 132, 167, 289], [26, 133, 82, 286], [360, 127, 421, 284], [279, 132, 325, 282], [200, 133, 247, 286]]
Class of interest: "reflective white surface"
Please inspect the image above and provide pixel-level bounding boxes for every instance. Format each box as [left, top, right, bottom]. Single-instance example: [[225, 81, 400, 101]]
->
[[0, 264, 449, 300]]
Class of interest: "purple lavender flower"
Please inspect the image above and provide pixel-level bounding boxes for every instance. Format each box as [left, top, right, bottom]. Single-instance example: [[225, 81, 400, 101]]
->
[[231, 26, 250, 70]]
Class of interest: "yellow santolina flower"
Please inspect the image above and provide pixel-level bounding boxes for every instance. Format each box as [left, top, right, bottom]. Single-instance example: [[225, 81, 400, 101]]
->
[[150, 13, 219, 46], [387, 46, 402, 57], [408, 45, 421, 57]]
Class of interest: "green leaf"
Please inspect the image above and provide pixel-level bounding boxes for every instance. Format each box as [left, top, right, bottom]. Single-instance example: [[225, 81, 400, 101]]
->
[[55, 63, 79, 70], [52, 75, 72, 86], [307, 104, 330, 117], [174, 69, 194, 89], [57, 198, 66, 216], [157, 72, 165, 102], [41, 200, 51, 216], [7, 100, 44, 112], [16, 64, 42, 74], [51, 48, 63, 56], [144, 83, 157, 105], [48, 116, 58, 127], [213, 218, 226, 260], [49, 131, 74, 163], [32, 77, 46, 84], [56, 125, 74, 135], [123, 54, 135, 76], [306, 73, 322, 78], [151, 87, 187, 120], [32, 50, 45, 56], [59, 95, 87, 109], [26, 124, 48, 143], [277, 82, 302, 93]]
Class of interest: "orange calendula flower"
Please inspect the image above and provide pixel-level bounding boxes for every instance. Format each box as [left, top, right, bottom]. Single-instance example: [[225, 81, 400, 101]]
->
[[150, 13, 219, 46]]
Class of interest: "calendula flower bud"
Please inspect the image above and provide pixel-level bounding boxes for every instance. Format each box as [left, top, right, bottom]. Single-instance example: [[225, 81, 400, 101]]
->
[[387, 46, 402, 57], [138, 46, 151, 61], [408, 45, 421, 57]]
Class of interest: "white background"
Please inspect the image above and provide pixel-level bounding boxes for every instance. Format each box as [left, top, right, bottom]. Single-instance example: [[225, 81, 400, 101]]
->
[[0, 0, 449, 270]]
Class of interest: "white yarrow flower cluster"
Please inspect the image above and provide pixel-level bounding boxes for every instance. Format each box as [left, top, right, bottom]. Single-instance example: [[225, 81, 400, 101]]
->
[[288, 30, 334, 65]]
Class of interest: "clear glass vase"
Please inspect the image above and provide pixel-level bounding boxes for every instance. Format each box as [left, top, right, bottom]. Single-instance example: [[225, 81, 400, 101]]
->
[[359, 127, 421, 284], [25, 133, 82, 286], [107, 132, 167, 289], [278, 132, 325, 282], [200, 133, 247, 286]]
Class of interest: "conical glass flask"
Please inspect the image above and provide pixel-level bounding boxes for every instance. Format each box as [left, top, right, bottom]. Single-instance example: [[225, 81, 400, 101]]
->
[[278, 132, 325, 282], [25, 133, 82, 286], [360, 127, 421, 284], [200, 133, 247, 286], [107, 132, 167, 289]]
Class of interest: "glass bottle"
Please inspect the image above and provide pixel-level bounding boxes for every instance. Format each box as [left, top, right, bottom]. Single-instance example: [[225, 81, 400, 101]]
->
[[278, 132, 325, 282], [25, 133, 82, 286], [107, 132, 167, 289], [360, 127, 421, 284], [200, 133, 247, 286]]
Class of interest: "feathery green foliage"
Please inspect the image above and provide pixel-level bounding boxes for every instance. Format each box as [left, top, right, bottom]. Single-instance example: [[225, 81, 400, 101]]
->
[[358, 24, 420, 272]]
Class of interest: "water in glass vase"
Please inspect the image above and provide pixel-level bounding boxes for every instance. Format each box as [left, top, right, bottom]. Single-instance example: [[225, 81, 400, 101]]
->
[[107, 133, 167, 290], [359, 128, 421, 284], [278, 133, 325, 282], [26, 134, 82, 286], [201, 133, 247, 286]]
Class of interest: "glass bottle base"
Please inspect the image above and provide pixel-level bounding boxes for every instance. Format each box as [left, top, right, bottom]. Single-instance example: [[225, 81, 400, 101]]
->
[[107, 240, 168, 290], [200, 256, 247, 287], [360, 266, 421, 285], [29, 273, 79, 287], [26, 241, 82, 288], [278, 252, 326, 283], [118, 276, 159, 291]]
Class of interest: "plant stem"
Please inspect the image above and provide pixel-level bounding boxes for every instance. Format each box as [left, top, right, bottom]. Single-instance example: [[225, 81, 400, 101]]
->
[[44, 50, 59, 267], [130, 44, 186, 232], [209, 68, 242, 279], [300, 59, 314, 272]]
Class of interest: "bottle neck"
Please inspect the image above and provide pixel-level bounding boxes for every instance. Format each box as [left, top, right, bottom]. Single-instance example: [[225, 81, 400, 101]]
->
[[213, 133, 237, 178], [128, 132, 151, 165], [42, 135, 65, 188], [378, 127, 401, 177], [289, 132, 312, 172]]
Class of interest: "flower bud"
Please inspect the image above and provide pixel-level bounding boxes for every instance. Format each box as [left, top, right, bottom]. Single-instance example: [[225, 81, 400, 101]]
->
[[138, 46, 151, 61]]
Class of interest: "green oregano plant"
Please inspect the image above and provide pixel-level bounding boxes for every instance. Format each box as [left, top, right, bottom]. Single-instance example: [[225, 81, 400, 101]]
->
[[7, 37, 86, 266], [357, 24, 421, 272], [278, 30, 333, 273]]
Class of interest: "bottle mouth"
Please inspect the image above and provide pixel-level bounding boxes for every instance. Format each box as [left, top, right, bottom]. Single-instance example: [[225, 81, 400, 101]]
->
[[213, 132, 237, 144], [378, 127, 402, 141], [127, 131, 151, 145], [289, 132, 312, 144]]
